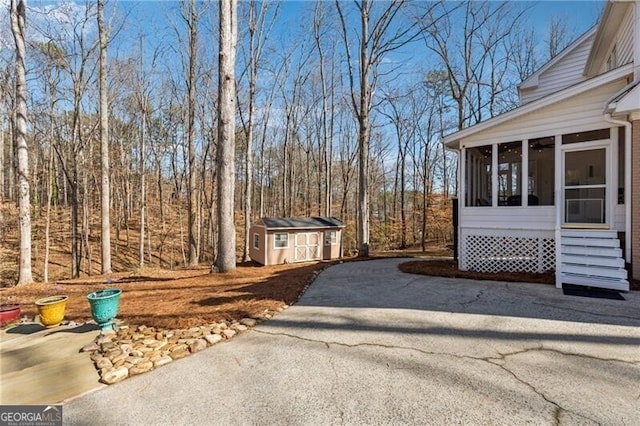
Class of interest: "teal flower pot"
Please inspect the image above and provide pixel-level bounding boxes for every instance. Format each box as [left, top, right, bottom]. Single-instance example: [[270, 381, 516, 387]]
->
[[87, 289, 122, 331]]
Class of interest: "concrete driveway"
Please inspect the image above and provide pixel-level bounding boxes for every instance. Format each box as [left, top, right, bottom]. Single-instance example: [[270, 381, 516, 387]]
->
[[64, 258, 640, 425]]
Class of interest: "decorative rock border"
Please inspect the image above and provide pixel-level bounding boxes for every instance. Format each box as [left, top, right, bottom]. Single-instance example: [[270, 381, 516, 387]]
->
[[80, 310, 283, 385]]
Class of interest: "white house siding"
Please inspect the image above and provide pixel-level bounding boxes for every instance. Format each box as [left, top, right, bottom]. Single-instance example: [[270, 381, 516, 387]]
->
[[520, 33, 594, 104], [617, 5, 635, 66], [614, 204, 626, 232], [460, 207, 555, 229], [458, 78, 629, 274], [599, 4, 635, 75], [460, 78, 628, 147]]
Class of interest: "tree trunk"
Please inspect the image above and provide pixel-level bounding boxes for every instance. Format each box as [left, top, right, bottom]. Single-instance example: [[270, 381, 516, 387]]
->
[[98, 0, 112, 274], [187, 0, 199, 266], [356, 1, 370, 257], [215, 0, 237, 272], [243, 0, 257, 263], [139, 107, 146, 269], [44, 116, 54, 282], [11, 0, 33, 285]]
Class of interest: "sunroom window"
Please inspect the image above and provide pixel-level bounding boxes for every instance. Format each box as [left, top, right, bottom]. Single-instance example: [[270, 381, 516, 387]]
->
[[465, 145, 492, 207], [498, 141, 522, 206], [528, 136, 555, 206]]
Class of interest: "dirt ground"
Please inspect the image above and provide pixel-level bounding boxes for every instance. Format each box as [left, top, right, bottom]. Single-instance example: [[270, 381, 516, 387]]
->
[[2, 256, 636, 331], [399, 259, 556, 285], [0, 262, 328, 329]]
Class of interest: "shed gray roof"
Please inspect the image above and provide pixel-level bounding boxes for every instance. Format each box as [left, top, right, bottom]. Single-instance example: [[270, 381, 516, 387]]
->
[[261, 217, 345, 230]]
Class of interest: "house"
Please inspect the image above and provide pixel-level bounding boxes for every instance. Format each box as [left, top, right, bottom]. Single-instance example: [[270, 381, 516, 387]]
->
[[444, 1, 640, 291], [249, 217, 345, 266]]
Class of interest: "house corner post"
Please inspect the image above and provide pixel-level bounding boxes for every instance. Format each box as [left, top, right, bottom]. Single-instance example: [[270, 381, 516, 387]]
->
[[631, 118, 640, 281]]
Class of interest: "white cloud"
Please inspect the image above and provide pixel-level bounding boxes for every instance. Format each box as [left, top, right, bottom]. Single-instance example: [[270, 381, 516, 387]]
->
[[0, 0, 95, 52]]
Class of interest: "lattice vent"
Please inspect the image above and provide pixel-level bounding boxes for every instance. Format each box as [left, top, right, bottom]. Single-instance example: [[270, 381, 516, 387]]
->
[[462, 235, 555, 273]]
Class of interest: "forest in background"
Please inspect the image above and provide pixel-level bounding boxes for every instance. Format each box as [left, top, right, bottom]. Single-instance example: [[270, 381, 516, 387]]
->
[[0, 0, 594, 285]]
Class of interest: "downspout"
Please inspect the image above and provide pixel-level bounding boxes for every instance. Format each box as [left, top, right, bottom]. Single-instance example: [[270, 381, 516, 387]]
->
[[604, 114, 632, 265]]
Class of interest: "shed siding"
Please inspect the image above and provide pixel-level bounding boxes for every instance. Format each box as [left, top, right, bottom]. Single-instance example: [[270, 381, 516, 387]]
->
[[253, 227, 344, 266], [322, 229, 343, 259], [461, 79, 628, 147], [249, 225, 267, 265], [266, 231, 295, 266], [521, 33, 594, 105]]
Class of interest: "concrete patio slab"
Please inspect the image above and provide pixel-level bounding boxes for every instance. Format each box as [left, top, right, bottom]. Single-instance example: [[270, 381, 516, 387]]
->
[[0, 323, 103, 405], [62, 258, 640, 425]]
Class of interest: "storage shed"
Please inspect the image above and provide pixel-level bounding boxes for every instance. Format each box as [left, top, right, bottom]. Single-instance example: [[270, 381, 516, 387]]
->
[[249, 217, 345, 266]]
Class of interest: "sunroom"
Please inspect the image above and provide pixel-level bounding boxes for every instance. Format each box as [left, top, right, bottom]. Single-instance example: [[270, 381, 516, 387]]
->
[[444, 66, 632, 291]]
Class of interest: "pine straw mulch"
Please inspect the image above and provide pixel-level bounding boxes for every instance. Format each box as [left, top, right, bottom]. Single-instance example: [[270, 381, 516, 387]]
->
[[0, 261, 328, 329], [400, 259, 640, 290], [398, 259, 556, 285]]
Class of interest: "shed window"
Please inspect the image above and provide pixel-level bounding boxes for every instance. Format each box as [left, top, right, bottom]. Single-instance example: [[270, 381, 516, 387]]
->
[[253, 233, 260, 250], [274, 233, 288, 249], [325, 230, 337, 245], [465, 145, 492, 207]]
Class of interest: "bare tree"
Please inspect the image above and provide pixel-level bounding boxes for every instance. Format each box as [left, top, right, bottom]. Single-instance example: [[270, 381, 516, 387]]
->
[[336, 0, 429, 257], [547, 16, 572, 59], [11, 0, 33, 285], [421, 2, 525, 129], [98, 0, 112, 273], [237, 0, 279, 262], [215, 0, 238, 272]]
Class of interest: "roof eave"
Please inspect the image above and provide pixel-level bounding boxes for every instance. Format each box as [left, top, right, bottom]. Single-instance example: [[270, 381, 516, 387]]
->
[[584, 2, 630, 77], [443, 64, 634, 147]]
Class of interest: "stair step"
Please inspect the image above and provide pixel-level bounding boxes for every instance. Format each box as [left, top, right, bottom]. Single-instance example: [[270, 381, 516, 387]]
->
[[561, 264, 628, 279], [561, 255, 625, 268], [561, 237, 620, 248], [561, 245, 622, 257], [560, 273, 629, 291], [561, 229, 618, 239]]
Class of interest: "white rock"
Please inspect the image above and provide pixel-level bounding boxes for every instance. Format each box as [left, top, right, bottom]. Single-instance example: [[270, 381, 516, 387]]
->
[[153, 356, 173, 368], [204, 334, 222, 345], [189, 339, 207, 353], [222, 329, 236, 339], [81, 342, 100, 352], [101, 366, 129, 385], [96, 357, 113, 369], [240, 318, 257, 327]]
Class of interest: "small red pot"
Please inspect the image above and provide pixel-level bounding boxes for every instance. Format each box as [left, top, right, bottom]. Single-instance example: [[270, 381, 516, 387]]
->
[[0, 304, 21, 327]]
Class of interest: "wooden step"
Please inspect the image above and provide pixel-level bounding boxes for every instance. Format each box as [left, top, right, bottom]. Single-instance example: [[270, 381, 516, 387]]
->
[[561, 264, 628, 280], [561, 245, 622, 257], [561, 237, 620, 248], [560, 273, 629, 291], [561, 255, 625, 268], [561, 229, 618, 239]]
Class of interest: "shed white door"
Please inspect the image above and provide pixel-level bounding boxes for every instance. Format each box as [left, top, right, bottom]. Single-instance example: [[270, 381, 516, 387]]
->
[[295, 232, 320, 262]]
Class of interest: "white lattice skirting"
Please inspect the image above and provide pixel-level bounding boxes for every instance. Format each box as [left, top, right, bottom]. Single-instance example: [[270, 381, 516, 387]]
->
[[461, 232, 555, 274]]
